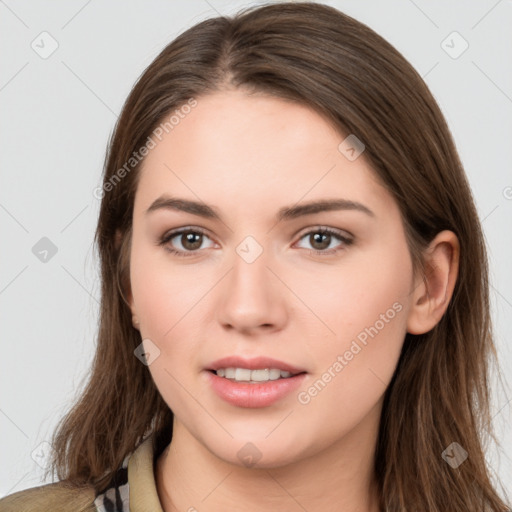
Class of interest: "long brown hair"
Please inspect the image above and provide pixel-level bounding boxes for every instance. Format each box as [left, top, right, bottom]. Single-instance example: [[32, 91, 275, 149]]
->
[[47, 2, 510, 510]]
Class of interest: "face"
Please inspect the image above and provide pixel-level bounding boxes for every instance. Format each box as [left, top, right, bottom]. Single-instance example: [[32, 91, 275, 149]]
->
[[128, 89, 415, 468]]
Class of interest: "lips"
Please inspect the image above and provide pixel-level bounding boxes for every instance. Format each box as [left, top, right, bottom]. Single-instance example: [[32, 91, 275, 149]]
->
[[205, 370, 307, 407], [206, 355, 307, 375]]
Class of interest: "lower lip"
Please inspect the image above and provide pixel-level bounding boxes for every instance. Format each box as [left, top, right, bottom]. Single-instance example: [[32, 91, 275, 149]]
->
[[204, 370, 307, 408]]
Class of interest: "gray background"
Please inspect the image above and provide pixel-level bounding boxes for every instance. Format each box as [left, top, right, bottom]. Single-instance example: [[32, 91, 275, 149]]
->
[[1, 0, 511, 500]]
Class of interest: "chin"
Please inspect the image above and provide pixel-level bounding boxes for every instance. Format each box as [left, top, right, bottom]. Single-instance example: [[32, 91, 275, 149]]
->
[[205, 433, 311, 470]]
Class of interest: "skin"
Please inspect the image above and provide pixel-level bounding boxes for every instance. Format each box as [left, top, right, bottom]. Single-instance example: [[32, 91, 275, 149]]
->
[[126, 89, 459, 512]]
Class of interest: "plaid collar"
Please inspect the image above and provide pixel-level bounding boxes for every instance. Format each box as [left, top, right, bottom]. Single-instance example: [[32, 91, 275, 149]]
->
[[93, 435, 163, 512]]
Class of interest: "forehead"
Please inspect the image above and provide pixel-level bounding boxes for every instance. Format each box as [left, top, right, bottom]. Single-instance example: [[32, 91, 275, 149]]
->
[[134, 91, 394, 219]]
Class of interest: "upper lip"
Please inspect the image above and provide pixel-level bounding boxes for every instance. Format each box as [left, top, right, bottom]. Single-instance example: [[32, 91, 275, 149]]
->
[[206, 356, 307, 375]]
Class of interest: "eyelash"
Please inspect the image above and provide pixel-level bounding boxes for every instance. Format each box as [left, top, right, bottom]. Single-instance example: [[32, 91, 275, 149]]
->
[[158, 226, 353, 258]]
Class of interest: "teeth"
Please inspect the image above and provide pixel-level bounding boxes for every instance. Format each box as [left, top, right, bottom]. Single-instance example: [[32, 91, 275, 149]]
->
[[235, 368, 251, 381], [214, 367, 294, 382]]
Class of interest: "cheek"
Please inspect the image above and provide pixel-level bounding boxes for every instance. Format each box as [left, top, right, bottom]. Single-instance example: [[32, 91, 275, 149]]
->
[[292, 240, 412, 347], [129, 248, 208, 411], [293, 242, 411, 408], [130, 242, 209, 338], [129, 244, 221, 394]]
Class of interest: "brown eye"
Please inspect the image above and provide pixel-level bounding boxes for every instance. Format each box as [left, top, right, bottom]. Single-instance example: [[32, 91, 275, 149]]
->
[[309, 232, 332, 250], [178, 232, 203, 251], [295, 227, 353, 255], [158, 228, 214, 257]]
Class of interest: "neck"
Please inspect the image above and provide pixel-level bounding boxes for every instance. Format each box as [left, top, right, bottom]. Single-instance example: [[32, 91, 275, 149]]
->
[[156, 403, 382, 512]]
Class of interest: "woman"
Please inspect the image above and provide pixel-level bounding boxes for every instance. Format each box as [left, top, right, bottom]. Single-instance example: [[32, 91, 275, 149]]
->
[[1, 2, 509, 511]]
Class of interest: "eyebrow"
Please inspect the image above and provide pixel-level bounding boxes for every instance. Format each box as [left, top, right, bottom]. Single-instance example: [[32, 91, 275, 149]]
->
[[145, 195, 375, 221]]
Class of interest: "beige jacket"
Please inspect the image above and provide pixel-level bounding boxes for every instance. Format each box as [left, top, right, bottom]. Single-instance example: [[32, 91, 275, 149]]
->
[[0, 435, 164, 512]]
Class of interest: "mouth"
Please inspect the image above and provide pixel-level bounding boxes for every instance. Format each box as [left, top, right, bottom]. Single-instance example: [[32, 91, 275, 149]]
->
[[204, 358, 308, 408], [206, 355, 307, 383], [207, 367, 306, 383]]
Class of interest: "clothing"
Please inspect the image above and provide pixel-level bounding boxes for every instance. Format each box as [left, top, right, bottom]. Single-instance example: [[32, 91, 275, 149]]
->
[[94, 435, 163, 512], [0, 435, 164, 512]]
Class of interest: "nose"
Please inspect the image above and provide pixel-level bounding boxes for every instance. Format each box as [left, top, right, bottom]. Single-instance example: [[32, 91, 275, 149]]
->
[[216, 246, 288, 335]]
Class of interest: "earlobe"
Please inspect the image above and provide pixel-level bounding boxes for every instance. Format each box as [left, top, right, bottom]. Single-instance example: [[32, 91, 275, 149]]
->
[[127, 282, 140, 331], [126, 278, 138, 329], [406, 230, 459, 335], [129, 294, 140, 331], [115, 228, 139, 328]]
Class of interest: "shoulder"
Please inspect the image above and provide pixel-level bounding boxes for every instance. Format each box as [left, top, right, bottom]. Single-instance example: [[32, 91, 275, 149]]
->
[[0, 481, 96, 512]]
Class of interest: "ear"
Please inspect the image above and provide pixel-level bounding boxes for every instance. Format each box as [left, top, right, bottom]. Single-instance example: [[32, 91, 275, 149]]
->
[[115, 228, 139, 328], [406, 230, 460, 335]]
